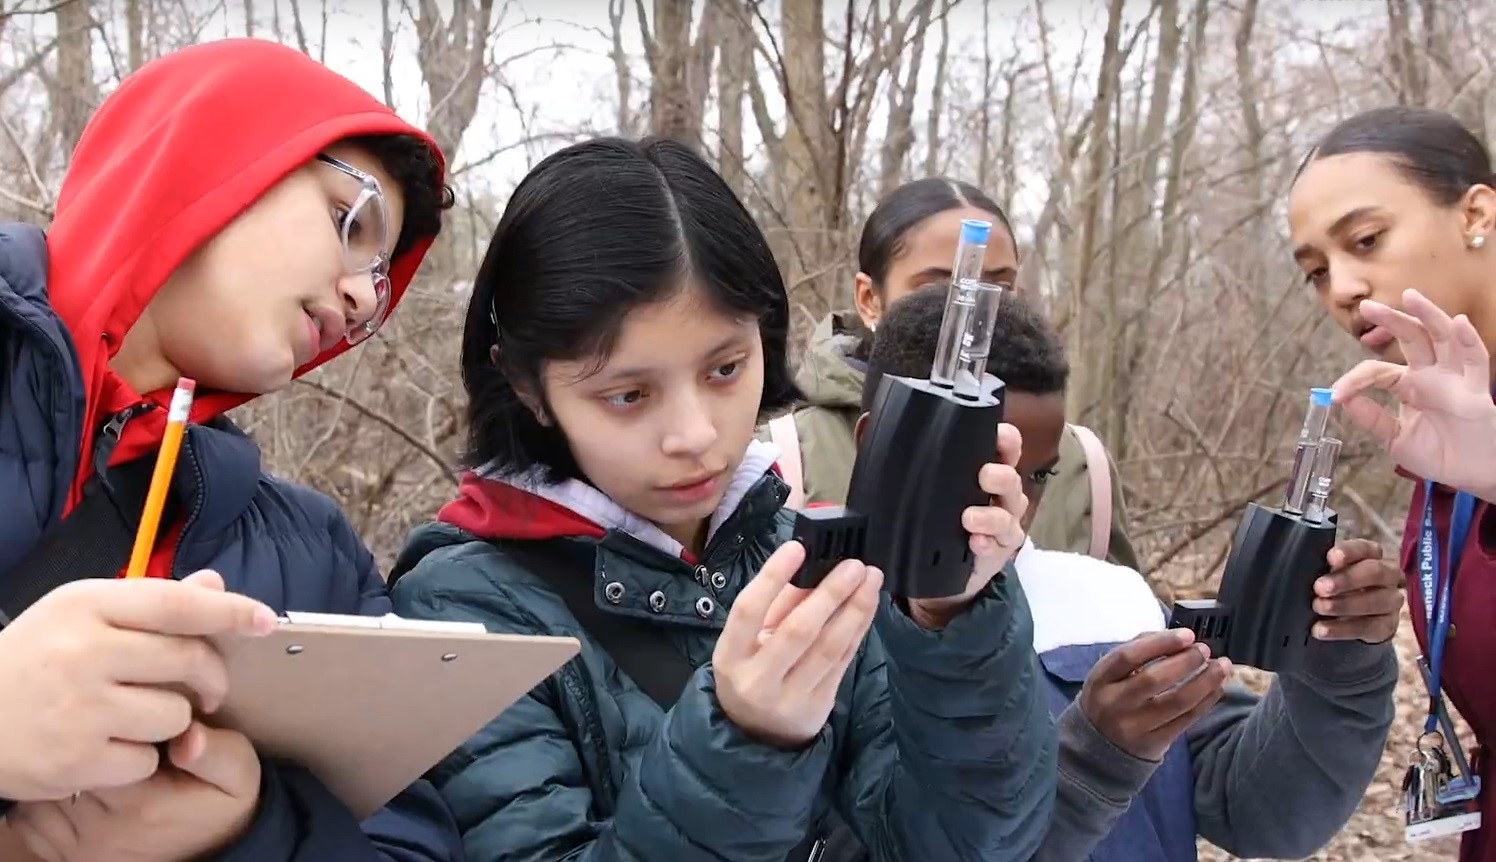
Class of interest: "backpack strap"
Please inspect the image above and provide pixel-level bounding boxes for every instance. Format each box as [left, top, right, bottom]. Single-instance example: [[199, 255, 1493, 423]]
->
[[503, 540, 697, 709], [767, 413, 806, 509], [506, 538, 833, 862], [1067, 424, 1112, 562], [0, 456, 158, 627]]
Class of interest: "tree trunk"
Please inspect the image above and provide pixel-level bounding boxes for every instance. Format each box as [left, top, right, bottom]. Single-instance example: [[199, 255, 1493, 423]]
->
[[1066, 0, 1124, 429], [1111, 0, 1184, 459], [380, 0, 395, 106], [922, 4, 949, 177], [126, 0, 146, 69], [609, 0, 635, 134], [415, 0, 496, 162], [647, 0, 693, 143], [1234, 0, 1265, 214], [1386, 0, 1424, 104], [776, 0, 840, 319], [51, 0, 97, 159], [1137, 0, 1179, 219], [977, 0, 994, 188], [716, 2, 751, 194], [287, 0, 311, 54], [878, 0, 933, 198]]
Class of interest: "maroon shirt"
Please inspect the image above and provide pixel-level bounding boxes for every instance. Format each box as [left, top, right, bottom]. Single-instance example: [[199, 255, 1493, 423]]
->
[[1401, 475, 1496, 862]]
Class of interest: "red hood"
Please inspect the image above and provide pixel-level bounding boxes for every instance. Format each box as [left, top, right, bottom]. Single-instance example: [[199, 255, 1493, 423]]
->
[[439, 473, 609, 545], [46, 38, 444, 511], [437, 441, 785, 564]]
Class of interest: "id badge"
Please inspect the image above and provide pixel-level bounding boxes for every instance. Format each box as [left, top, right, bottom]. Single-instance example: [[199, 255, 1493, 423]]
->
[[1404, 732, 1482, 843]]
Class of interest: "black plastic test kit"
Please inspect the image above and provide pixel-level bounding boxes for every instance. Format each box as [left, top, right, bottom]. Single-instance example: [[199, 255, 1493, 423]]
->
[[1167, 388, 1344, 673], [789, 219, 1007, 600]]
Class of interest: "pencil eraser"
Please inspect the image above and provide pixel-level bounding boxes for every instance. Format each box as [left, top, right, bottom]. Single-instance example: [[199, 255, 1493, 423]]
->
[[176, 377, 197, 393]]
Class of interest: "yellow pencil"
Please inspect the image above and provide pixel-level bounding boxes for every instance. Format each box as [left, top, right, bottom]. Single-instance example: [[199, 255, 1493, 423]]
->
[[124, 377, 196, 579]]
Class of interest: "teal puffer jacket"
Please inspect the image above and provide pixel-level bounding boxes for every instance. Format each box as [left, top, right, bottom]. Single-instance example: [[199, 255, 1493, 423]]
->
[[388, 468, 1056, 862]]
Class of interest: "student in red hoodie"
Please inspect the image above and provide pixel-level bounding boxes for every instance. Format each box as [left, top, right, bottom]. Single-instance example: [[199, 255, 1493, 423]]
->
[[1290, 106, 1496, 861], [0, 39, 457, 861]]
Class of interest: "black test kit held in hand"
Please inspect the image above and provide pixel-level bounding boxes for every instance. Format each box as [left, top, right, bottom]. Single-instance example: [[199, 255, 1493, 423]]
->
[[789, 219, 1006, 600], [1168, 388, 1343, 673]]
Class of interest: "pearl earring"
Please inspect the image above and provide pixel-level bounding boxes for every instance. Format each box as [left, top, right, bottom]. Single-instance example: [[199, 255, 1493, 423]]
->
[[1472, 235, 1486, 250]]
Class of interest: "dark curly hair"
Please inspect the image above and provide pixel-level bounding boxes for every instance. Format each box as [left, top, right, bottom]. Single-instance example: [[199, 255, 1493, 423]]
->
[[861, 283, 1067, 412], [347, 133, 456, 258]]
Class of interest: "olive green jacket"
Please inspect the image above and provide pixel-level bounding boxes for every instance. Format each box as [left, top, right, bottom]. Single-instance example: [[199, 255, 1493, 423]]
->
[[761, 312, 1142, 572]]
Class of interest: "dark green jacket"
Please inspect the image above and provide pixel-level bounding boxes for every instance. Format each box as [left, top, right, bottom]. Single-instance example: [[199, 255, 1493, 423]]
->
[[388, 457, 1057, 862]]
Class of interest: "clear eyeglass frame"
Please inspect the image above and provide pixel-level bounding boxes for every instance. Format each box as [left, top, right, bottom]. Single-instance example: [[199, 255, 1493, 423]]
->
[[316, 153, 393, 345]]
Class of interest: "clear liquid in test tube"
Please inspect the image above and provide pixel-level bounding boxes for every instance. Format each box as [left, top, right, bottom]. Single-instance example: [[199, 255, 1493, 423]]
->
[[930, 219, 999, 398], [1283, 387, 1333, 515]]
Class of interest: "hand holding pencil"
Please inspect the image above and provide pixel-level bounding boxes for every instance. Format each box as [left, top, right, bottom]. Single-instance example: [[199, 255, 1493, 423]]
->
[[0, 376, 278, 802]]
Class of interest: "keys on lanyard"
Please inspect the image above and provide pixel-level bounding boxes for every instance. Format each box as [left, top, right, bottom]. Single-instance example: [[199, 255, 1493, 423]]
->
[[1405, 484, 1482, 843], [1404, 728, 1482, 842], [1404, 735, 1451, 825]]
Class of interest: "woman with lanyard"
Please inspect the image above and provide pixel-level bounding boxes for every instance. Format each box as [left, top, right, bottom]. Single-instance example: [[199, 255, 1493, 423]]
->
[[1291, 105, 1496, 860]]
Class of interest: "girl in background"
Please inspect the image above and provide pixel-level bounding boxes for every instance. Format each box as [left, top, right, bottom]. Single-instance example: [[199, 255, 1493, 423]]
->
[[764, 178, 1141, 572]]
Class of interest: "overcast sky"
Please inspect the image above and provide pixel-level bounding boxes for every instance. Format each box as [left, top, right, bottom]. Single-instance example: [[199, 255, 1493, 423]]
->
[[2, 0, 1380, 205]]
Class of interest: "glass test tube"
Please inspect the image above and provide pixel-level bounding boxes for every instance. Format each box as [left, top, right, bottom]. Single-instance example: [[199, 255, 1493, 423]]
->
[[1303, 436, 1342, 523], [1283, 387, 1333, 514], [930, 219, 996, 397]]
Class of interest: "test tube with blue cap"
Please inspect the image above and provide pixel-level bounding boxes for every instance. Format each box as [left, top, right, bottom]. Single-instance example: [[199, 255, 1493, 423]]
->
[[930, 219, 1003, 399], [1284, 387, 1334, 515]]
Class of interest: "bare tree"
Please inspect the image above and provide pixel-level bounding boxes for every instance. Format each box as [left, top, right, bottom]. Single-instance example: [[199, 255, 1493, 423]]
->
[[716, 0, 752, 193], [609, 0, 635, 134], [0, 6, 1470, 853], [49, 0, 97, 158], [920, 4, 949, 176], [415, 0, 496, 162], [878, 0, 934, 198], [1066, 0, 1125, 433]]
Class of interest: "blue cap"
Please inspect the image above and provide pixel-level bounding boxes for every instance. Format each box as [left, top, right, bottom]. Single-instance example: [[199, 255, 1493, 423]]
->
[[960, 219, 992, 245], [1309, 387, 1333, 407]]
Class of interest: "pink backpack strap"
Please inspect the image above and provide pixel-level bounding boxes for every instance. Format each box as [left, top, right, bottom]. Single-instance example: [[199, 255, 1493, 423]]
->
[[1068, 423, 1112, 561], [768, 414, 806, 510]]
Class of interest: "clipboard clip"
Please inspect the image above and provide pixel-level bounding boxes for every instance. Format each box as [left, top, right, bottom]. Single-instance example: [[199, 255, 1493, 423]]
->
[[280, 611, 487, 635]]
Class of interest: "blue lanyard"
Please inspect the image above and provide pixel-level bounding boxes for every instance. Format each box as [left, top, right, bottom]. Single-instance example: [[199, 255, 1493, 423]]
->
[[1419, 481, 1478, 733]]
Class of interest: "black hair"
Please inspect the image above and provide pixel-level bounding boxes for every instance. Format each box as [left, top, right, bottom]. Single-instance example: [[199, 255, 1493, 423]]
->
[[461, 136, 800, 481], [347, 133, 456, 259], [1296, 106, 1496, 206], [860, 283, 1068, 413], [857, 177, 1014, 287]]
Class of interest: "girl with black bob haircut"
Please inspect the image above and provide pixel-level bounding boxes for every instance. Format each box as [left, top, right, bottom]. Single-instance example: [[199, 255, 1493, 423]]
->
[[387, 136, 1056, 862]]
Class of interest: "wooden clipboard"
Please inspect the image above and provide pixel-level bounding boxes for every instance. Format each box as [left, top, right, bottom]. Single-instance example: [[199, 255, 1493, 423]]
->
[[209, 612, 579, 820]]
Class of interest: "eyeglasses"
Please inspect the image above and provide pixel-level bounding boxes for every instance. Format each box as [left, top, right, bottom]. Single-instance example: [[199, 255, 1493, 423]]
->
[[317, 153, 392, 345]]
